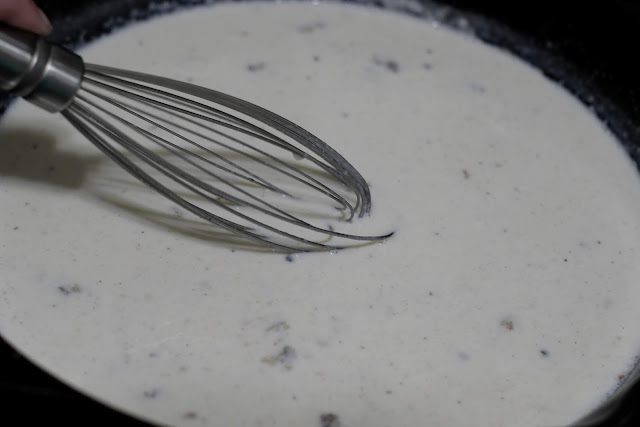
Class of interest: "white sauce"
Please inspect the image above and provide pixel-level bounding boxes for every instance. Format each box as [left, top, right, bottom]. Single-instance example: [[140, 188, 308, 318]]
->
[[2, 2, 640, 426]]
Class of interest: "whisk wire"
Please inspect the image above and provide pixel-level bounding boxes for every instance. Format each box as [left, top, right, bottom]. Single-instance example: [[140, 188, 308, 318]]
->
[[64, 115, 291, 249], [64, 103, 340, 251], [78, 90, 291, 196], [74, 93, 327, 227], [85, 64, 372, 214], [0, 24, 392, 250], [66, 96, 386, 250], [76, 85, 355, 224], [83, 71, 360, 218]]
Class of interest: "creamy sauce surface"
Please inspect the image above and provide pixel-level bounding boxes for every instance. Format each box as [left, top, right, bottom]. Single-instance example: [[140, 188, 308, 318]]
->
[[2, 2, 640, 426]]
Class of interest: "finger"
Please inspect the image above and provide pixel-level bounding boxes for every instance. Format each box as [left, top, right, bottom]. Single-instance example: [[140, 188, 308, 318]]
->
[[0, 0, 52, 35]]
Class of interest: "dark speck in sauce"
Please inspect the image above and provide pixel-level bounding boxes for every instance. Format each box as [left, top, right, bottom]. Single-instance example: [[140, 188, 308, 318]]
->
[[184, 411, 198, 420], [469, 82, 486, 93], [143, 388, 159, 398], [298, 21, 326, 33], [58, 284, 81, 295], [320, 413, 340, 427], [500, 319, 514, 330], [266, 321, 290, 332], [262, 345, 296, 370], [247, 61, 266, 72], [372, 56, 400, 73]]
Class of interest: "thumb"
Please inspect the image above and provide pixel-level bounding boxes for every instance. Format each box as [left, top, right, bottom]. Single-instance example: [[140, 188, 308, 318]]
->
[[0, 0, 52, 36]]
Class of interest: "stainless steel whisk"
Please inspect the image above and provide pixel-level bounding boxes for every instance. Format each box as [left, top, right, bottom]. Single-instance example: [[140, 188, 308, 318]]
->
[[0, 24, 391, 251]]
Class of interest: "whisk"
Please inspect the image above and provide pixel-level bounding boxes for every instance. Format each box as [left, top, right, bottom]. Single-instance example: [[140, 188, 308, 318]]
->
[[0, 23, 391, 251]]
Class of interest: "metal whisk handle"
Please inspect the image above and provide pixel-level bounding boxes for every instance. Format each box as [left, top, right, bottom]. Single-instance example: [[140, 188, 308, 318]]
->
[[0, 24, 84, 113]]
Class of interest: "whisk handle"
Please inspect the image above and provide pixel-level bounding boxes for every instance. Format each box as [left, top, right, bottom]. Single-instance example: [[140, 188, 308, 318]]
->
[[0, 23, 84, 113]]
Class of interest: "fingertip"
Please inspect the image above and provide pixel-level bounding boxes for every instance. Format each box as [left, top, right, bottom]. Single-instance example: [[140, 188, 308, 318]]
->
[[0, 1, 53, 36], [34, 7, 52, 35]]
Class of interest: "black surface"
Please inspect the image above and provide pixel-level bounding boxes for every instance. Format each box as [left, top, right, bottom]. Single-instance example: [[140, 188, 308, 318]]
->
[[1, 0, 640, 425], [0, 337, 152, 425]]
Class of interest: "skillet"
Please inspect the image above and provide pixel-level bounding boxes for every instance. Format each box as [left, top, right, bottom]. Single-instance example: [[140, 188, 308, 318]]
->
[[1, 0, 639, 424]]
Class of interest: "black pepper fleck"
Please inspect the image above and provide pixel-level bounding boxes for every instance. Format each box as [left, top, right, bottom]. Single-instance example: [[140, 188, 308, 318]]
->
[[184, 411, 197, 420], [469, 82, 486, 93], [262, 345, 296, 370], [372, 56, 399, 73], [172, 207, 184, 218], [540, 349, 549, 357], [298, 21, 326, 33], [500, 319, 514, 330], [247, 61, 266, 72], [320, 413, 340, 427], [285, 254, 294, 262], [58, 284, 81, 295], [143, 388, 159, 398], [266, 320, 290, 332]]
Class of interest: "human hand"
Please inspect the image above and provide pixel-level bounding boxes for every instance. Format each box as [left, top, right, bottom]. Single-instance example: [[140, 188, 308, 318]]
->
[[0, 0, 51, 35]]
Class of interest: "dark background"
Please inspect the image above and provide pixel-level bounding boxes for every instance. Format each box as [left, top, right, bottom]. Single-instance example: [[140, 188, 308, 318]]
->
[[1, 0, 640, 425]]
